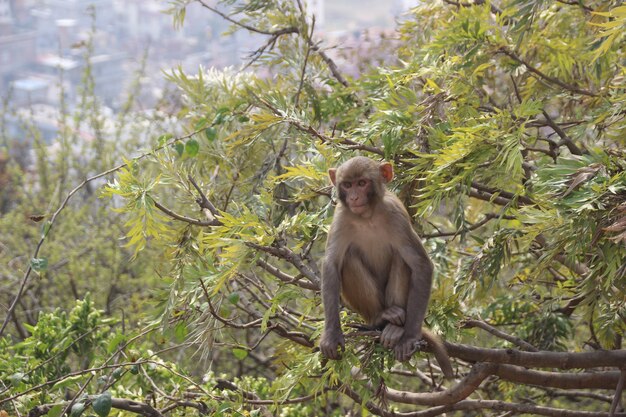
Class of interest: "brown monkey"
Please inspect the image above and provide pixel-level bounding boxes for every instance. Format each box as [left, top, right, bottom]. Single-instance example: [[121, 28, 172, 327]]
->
[[320, 156, 453, 378]]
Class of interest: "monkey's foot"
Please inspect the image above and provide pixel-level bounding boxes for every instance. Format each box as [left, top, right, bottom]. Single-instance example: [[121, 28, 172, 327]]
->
[[413, 339, 428, 352], [380, 324, 404, 349]]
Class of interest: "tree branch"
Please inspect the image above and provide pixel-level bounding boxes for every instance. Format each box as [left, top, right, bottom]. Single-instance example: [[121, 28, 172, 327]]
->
[[423, 213, 513, 239], [498, 47, 597, 97], [256, 258, 319, 291], [188, 175, 220, 219], [153, 200, 221, 227], [445, 342, 626, 369], [463, 318, 538, 351], [609, 370, 626, 417], [541, 110, 585, 155], [29, 397, 163, 417]]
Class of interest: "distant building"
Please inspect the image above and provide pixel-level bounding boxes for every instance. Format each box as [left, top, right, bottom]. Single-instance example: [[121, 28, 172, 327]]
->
[[12, 77, 49, 106], [41, 0, 115, 26]]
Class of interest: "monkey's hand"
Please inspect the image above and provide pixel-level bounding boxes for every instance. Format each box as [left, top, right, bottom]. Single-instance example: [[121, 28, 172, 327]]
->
[[320, 329, 345, 360], [393, 334, 420, 362], [380, 323, 404, 349], [379, 306, 405, 326]]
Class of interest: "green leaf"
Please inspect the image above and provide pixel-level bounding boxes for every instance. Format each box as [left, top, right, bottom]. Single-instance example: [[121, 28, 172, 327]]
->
[[9, 372, 25, 386], [53, 374, 84, 390], [46, 405, 64, 417], [92, 392, 112, 417], [30, 257, 48, 272], [111, 368, 124, 379], [228, 292, 240, 304], [205, 127, 217, 141], [174, 322, 188, 342], [173, 142, 184, 156], [106, 333, 127, 354], [232, 347, 249, 360], [185, 139, 199, 157], [70, 403, 85, 417], [41, 221, 52, 238]]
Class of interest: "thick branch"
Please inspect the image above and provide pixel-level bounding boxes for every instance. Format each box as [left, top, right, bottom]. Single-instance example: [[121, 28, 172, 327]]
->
[[384, 362, 494, 406], [385, 363, 619, 408], [421, 399, 626, 417], [496, 364, 620, 389], [446, 342, 626, 369]]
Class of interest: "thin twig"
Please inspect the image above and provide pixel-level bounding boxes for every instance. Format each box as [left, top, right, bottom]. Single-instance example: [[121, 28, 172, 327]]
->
[[188, 175, 220, 217], [153, 200, 221, 227], [541, 110, 585, 155], [498, 47, 596, 97], [423, 213, 514, 239], [463, 319, 538, 351], [294, 16, 315, 108]]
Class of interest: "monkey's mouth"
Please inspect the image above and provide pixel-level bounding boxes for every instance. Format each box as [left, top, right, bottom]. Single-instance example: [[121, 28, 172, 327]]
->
[[349, 203, 368, 213]]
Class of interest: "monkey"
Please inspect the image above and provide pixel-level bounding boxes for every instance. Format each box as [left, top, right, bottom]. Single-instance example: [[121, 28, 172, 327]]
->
[[319, 156, 453, 378]]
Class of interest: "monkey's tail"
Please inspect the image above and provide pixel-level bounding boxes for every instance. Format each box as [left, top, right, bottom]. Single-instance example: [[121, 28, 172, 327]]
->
[[422, 328, 454, 379]]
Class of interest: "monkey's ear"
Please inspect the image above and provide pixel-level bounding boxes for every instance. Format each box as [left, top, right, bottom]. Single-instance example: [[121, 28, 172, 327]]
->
[[380, 163, 394, 183], [328, 168, 338, 185]]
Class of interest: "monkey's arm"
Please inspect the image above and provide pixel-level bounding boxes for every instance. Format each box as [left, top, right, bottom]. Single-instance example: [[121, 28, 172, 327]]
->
[[320, 256, 345, 359]]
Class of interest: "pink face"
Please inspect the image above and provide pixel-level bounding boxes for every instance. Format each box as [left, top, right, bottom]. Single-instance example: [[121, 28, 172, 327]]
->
[[339, 178, 373, 215]]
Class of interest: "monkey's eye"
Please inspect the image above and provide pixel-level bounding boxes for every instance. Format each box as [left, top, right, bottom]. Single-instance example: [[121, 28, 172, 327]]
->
[[357, 179, 367, 187], [342, 182, 352, 189]]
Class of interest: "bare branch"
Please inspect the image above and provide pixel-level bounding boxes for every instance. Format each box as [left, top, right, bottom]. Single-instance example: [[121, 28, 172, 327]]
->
[[188, 175, 220, 218], [256, 258, 319, 291], [463, 318, 538, 351], [423, 213, 513, 239], [384, 362, 494, 406], [609, 370, 626, 417], [541, 110, 585, 155], [153, 200, 221, 227], [445, 342, 626, 369], [246, 242, 320, 288]]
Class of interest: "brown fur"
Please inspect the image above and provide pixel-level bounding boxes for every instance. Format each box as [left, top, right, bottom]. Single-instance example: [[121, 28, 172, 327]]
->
[[320, 156, 453, 378]]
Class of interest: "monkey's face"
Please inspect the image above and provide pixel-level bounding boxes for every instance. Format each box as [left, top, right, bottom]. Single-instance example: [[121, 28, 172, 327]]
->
[[338, 178, 375, 215]]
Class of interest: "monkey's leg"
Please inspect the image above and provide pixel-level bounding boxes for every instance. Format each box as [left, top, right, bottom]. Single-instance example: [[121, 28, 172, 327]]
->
[[378, 254, 410, 348], [340, 254, 384, 326]]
